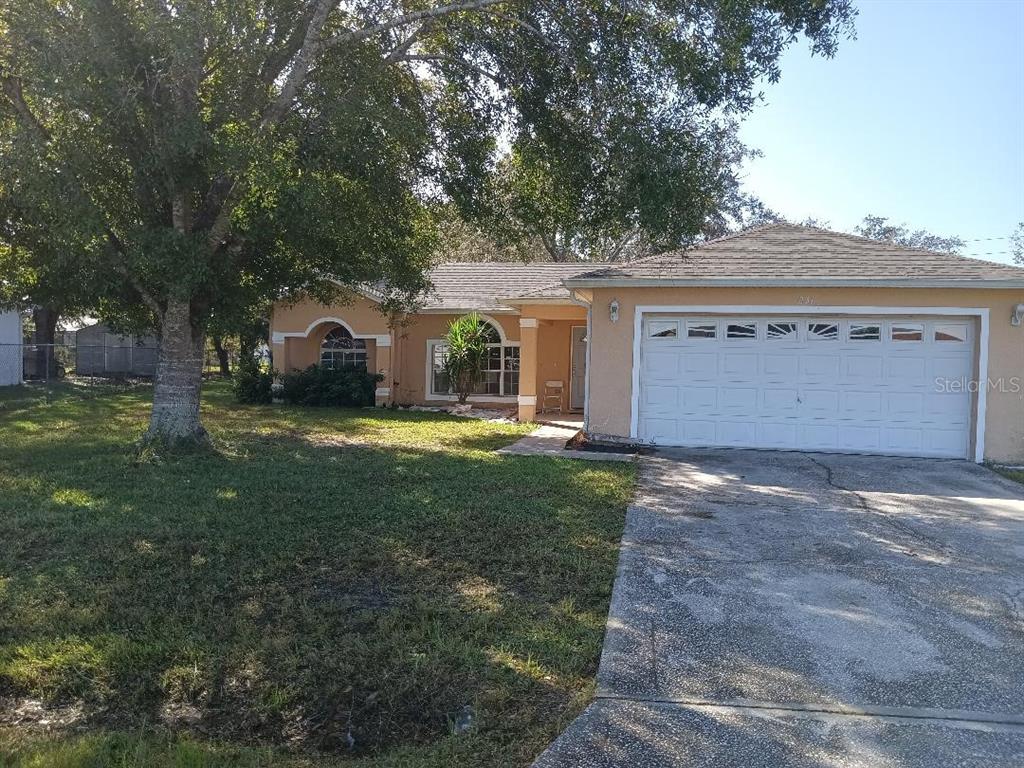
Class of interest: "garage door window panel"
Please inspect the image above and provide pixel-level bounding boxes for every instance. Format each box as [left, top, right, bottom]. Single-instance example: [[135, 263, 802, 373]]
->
[[767, 322, 798, 340], [934, 324, 968, 343], [686, 321, 718, 339], [849, 323, 882, 341], [891, 323, 924, 342], [648, 320, 679, 338], [726, 322, 758, 340], [808, 322, 839, 340]]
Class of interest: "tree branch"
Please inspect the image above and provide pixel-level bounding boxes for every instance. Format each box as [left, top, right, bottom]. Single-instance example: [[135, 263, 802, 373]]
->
[[399, 54, 506, 86], [322, 0, 508, 51], [2, 73, 164, 318], [1, 75, 49, 142], [257, 1, 321, 87], [204, 0, 511, 251], [259, 0, 335, 132], [203, 0, 337, 250]]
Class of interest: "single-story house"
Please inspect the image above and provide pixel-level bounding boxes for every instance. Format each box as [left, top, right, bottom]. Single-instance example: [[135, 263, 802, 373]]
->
[[75, 322, 159, 377], [0, 310, 23, 386], [271, 223, 1024, 463]]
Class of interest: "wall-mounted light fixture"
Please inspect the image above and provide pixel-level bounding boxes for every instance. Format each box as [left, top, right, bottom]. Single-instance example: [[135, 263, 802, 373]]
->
[[609, 299, 620, 324], [1012, 304, 1024, 327]]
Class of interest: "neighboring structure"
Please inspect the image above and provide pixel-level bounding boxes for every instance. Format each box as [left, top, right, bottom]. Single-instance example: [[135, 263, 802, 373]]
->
[[75, 322, 159, 377], [271, 223, 1024, 463], [0, 310, 23, 386]]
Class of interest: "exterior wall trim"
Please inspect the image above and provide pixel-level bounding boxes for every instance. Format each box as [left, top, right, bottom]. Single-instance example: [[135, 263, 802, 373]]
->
[[584, 306, 592, 429], [629, 304, 991, 463], [273, 317, 389, 347]]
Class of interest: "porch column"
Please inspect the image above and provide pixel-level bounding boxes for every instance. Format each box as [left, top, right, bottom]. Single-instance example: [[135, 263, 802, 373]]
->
[[270, 332, 288, 373], [518, 318, 538, 422], [375, 334, 392, 406]]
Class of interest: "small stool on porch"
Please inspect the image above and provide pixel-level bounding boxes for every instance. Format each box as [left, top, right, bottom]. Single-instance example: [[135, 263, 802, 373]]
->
[[539, 380, 564, 414]]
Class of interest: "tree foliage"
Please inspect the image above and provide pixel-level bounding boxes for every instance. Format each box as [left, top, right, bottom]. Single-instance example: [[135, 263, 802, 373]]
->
[[854, 214, 965, 253], [443, 313, 490, 404], [0, 0, 856, 440]]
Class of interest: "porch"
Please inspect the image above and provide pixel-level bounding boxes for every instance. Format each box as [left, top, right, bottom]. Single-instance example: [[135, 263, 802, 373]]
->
[[513, 303, 589, 424]]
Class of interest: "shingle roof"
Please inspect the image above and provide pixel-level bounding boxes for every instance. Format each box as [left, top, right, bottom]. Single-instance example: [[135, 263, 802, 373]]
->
[[565, 223, 1024, 285], [420, 263, 592, 311]]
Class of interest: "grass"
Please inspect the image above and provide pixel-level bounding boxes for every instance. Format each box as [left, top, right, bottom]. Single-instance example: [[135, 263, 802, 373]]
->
[[994, 466, 1024, 485], [0, 381, 635, 767]]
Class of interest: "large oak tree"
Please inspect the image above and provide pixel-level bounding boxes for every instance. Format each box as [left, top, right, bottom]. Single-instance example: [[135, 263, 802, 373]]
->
[[0, 0, 854, 444]]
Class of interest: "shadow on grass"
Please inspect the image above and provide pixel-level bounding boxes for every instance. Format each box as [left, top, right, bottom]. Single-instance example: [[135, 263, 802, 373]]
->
[[0, 390, 634, 765]]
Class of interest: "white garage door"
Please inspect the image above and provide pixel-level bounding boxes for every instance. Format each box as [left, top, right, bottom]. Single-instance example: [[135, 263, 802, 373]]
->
[[637, 315, 976, 458]]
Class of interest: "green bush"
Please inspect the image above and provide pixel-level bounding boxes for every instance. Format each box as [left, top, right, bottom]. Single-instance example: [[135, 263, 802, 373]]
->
[[280, 364, 382, 407], [444, 312, 490, 404], [232, 365, 274, 404]]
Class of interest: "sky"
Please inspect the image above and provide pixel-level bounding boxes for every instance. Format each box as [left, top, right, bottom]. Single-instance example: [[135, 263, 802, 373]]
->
[[738, 0, 1024, 264]]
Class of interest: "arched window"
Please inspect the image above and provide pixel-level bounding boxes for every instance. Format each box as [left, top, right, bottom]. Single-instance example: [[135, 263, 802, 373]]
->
[[320, 327, 367, 370], [429, 318, 520, 397]]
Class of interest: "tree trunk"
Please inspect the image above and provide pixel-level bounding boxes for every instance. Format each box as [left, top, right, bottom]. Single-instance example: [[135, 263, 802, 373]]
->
[[144, 299, 208, 445], [212, 334, 231, 377], [238, 333, 255, 372], [31, 305, 59, 380]]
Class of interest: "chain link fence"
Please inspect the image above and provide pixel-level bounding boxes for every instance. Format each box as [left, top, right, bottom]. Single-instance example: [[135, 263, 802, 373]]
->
[[0, 339, 255, 389], [0, 341, 159, 386]]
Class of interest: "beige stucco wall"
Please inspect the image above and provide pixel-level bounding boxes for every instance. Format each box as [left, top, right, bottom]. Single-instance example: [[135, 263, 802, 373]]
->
[[392, 312, 520, 406], [535, 319, 586, 412], [585, 286, 1024, 463], [271, 294, 392, 338], [270, 295, 589, 411], [271, 295, 392, 397]]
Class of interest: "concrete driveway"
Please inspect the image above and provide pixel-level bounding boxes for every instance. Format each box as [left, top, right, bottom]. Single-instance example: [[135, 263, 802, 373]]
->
[[535, 450, 1024, 767]]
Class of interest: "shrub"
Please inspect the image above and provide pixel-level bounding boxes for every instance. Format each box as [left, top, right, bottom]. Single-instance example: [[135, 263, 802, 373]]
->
[[280, 364, 382, 407], [443, 313, 490, 404], [232, 365, 273, 404]]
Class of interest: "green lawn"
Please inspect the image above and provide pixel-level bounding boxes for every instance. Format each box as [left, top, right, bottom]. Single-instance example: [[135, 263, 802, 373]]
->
[[0, 382, 634, 767]]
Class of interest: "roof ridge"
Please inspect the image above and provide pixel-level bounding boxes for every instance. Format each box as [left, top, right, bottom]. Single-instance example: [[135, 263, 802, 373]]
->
[[432, 261, 590, 268], [771, 223, 1024, 267], [623, 223, 790, 265]]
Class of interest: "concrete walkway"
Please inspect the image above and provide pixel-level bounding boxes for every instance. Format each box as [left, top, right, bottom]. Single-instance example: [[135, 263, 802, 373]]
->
[[497, 423, 635, 462], [534, 449, 1024, 767]]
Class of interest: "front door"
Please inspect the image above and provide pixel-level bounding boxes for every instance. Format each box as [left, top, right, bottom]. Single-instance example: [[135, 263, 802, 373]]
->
[[570, 326, 587, 411]]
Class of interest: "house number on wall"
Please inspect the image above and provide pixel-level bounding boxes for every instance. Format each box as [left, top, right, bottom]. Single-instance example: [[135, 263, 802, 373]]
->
[[797, 296, 817, 305]]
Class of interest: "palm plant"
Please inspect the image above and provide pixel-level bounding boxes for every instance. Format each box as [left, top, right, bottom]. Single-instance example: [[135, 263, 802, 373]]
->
[[443, 314, 490, 404]]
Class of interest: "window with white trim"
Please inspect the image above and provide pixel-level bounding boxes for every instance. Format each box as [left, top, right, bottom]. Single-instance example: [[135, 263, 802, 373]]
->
[[320, 327, 368, 370], [429, 320, 520, 397]]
